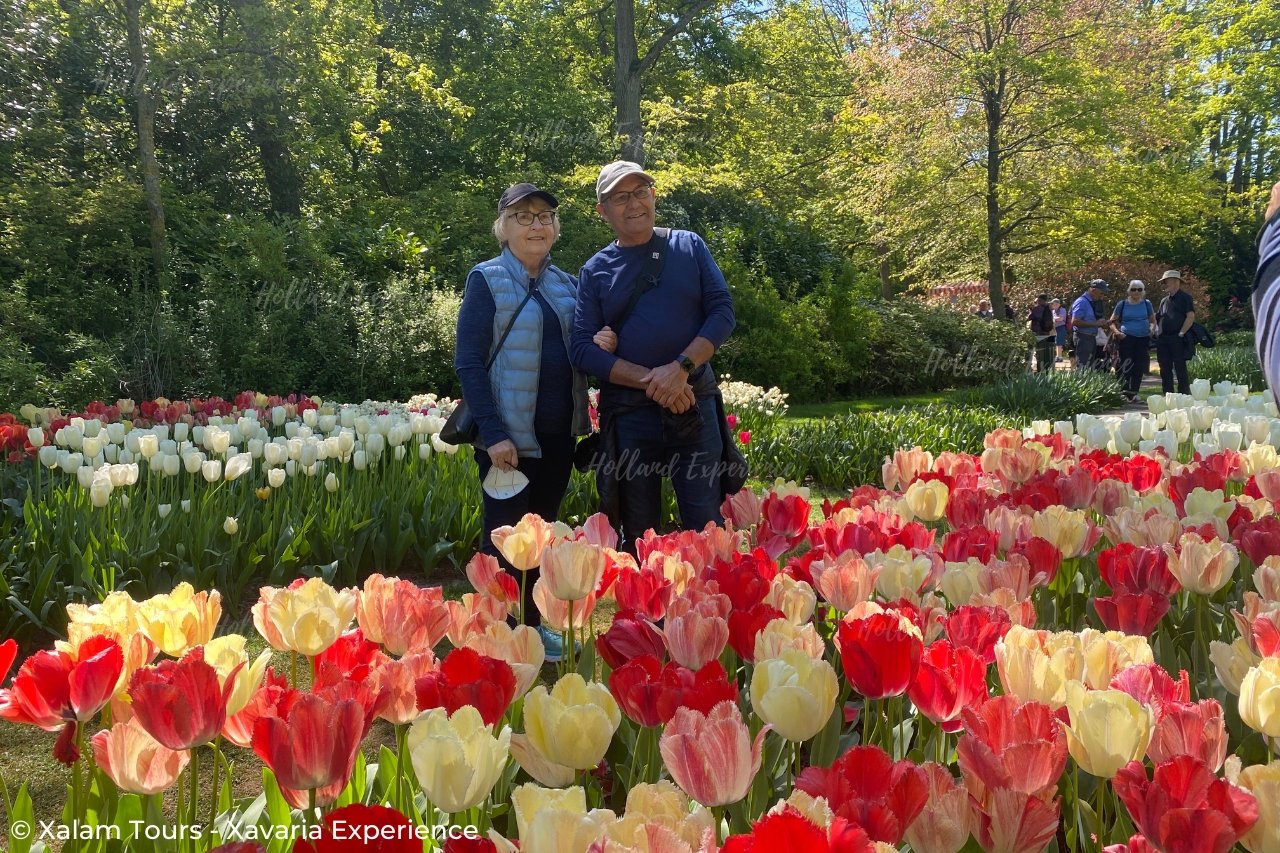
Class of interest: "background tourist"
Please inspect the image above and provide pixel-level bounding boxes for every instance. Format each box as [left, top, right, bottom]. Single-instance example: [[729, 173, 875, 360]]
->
[[1155, 269, 1195, 394], [1110, 279, 1156, 402]]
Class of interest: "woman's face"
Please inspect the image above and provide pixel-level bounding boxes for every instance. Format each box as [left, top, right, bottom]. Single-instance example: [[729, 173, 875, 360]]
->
[[505, 198, 558, 262]]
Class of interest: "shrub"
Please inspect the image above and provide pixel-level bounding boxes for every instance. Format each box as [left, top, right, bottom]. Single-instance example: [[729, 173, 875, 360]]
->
[[1188, 346, 1267, 392], [956, 370, 1127, 422]]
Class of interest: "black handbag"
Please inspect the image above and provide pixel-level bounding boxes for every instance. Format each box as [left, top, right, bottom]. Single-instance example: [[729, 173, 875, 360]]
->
[[440, 287, 536, 446], [714, 390, 749, 496]]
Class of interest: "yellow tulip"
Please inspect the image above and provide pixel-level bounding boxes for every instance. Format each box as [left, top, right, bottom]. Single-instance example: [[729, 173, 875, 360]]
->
[[1228, 759, 1280, 853], [202, 635, 272, 717], [1255, 556, 1280, 602], [136, 583, 222, 658], [995, 626, 1083, 709], [524, 673, 621, 770], [604, 781, 715, 852], [750, 649, 839, 742], [754, 618, 824, 662], [510, 784, 613, 853], [1030, 505, 1095, 558], [1062, 681, 1154, 779], [902, 478, 949, 522], [541, 538, 606, 601], [509, 733, 575, 788], [1166, 532, 1240, 596], [940, 559, 984, 607], [763, 574, 816, 625], [1239, 657, 1280, 738], [253, 577, 357, 657], [491, 513, 556, 572], [408, 705, 511, 814], [870, 544, 938, 603], [1079, 629, 1153, 690], [1210, 638, 1262, 696]]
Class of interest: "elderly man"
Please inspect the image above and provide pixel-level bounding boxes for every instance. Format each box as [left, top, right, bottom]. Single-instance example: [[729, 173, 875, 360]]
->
[[1254, 181, 1280, 405], [1155, 269, 1196, 394], [571, 161, 736, 553], [1071, 279, 1110, 370]]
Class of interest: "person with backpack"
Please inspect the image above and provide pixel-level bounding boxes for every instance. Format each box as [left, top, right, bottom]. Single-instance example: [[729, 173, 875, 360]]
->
[[1155, 270, 1196, 394], [1071, 279, 1111, 370], [1027, 293, 1056, 373], [1110, 279, 1157, 402]]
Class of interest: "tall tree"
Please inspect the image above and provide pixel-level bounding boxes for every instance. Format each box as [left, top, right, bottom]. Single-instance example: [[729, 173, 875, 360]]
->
[[120, 0, 168, 283]]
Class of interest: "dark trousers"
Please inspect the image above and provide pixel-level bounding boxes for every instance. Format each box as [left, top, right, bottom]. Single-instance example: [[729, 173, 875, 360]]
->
[[1116, 335, 1150, 395], [1073, 332, 1097, 370], [1155, 335, 1190, 394], [474, 432, 575, 625], [611, 395, 723, 553], [1034, 336, 1055, 373]]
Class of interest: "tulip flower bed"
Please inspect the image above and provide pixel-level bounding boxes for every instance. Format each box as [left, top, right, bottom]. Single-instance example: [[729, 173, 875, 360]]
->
[[7, 412, 1280, 853]]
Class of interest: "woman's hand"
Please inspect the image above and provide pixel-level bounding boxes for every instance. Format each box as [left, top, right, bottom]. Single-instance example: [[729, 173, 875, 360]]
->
[[487, 439, 519, 472], [594, 326, 618, 353]]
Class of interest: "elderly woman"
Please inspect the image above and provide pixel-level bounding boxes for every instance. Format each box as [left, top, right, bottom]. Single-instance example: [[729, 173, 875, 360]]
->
[[453, 182, 615, 661], [1110, 279, 1157, 403]]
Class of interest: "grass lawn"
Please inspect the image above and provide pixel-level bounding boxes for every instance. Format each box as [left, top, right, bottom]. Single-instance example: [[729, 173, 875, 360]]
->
[[784, 392, 949, 422]]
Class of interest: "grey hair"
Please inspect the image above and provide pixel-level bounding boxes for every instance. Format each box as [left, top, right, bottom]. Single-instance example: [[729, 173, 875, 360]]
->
[[492, 204, 561, 248]]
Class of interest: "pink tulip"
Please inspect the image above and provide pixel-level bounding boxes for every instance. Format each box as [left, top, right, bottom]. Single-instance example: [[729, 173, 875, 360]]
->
[[664, 589, 731, 670], [660, 700, 768, 806]]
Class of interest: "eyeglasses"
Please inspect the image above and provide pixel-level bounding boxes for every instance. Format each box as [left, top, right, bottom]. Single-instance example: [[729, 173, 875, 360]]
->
[[1129, 288, 1144, 293], [605, 184, 655, 207], [507, 210, 557, 226]]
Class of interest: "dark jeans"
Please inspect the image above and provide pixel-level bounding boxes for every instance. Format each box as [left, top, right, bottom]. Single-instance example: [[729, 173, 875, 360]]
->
[[611, 395, 723, 553], [474, 432, 575, 626], [1073, 332, 1097, 370], [1155, 335, 1190, 394], [1034, 336, 1055, 373], [1116, 335, 1150, 395]]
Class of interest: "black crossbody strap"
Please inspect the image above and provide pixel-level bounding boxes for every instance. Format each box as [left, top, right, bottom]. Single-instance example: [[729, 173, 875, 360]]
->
[[486, 286, 537, 370], [610, 228, 669, 330]]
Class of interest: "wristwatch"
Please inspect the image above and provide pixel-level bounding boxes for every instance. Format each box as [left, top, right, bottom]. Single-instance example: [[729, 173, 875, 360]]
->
[[676, 354, 695, 373]]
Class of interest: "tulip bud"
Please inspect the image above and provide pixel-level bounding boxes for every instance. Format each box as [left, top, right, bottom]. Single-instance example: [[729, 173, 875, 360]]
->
[[82, 434, 102, 459], [419, 442, 432, 461], [325, 472, 338, 493], [267, 468, 285, 488], [272, 406, 286, 427], [27, 428, 44, 448], [173, 422, 189, 443], [181, 499, 191, 513], [201, 460, 221, 483], [224, 517, 239, 535], [77, 466, 95, 489], [161, 454, 180, 477], [138, 434, 158, 459], [39, 445, 58, 468], [353, 451, 367, 471], [158, 504, 172, 519], [90, 477, 112, 508]]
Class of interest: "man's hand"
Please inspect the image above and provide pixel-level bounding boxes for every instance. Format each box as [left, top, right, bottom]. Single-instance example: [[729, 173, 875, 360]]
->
[[643, 362, 692, 410], [487, 439, 518, 472], [1268, 181, 1280, 220], [593, 326, 618, 354]]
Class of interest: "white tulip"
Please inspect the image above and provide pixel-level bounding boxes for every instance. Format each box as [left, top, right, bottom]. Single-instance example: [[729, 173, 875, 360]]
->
[[118, 449, 135, 465], [365, 433, 385, 458], [1119, 415, 1143, 445], [159, 439, 177, 456], [209, 429, 231, 456], [158, 504, 172, 519], [59, 452, 82, 474], [418, 442, 433, 461], [162, 454, 180, 477], [77, 466, 96, 489], [224, 453, 252, 481], [1245, 416, 1271, 446], [272, 406, 286, 427], [138, 434, 158, 459], [353, 451, 367, 471], [224, 516, 239, 535], [338, 431, 355, 456], [284, 421, 299, 439], [181, 499, 192, 513], [355, 416, 371, 436], [38, 445, 58, 467], [64, 425, 84, 451], [284, 460, 296, 477], [268, 467, 286, 488], [106, 423, 126, 445], [202, 460, 222, 483], [339, 408, 355, 429], [1216, 425, 1244, 452], [300, 443, 318, 467], [248, 438, 264, 459], [82, 435, 102, 459], [394, 445, 406, 460], [90, 478, 112, 508], [124, 431, 140, 454], [1086, 423, 1111, 449], [432, 433, 458, 455], [325, 472, 338, 492], [303, 408, 318, 427], [27, 428, 44, 448], [318, 415, 336, 433], [174, 422, 189, 443], [1052, 420, 1074, 439], [1190, 379, 1211, 401]]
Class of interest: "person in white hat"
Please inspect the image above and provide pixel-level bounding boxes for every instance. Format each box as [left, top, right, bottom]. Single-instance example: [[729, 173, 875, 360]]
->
[[1155, 268, 1195, 394], [571, 161, 736, 553], [1254, 181, 1280, 406]]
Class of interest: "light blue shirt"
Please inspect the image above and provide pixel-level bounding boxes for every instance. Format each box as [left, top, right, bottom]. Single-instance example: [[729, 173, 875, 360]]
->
[[1112, 299, 1153, 337]]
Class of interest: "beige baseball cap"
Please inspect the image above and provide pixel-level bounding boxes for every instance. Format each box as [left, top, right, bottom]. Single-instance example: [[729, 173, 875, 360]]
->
[[596, 161, 655, 202]]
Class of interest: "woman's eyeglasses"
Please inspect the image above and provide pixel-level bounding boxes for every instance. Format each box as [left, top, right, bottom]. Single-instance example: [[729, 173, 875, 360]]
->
[[605, 184, 655, 207], [508, 210, 557, 226]]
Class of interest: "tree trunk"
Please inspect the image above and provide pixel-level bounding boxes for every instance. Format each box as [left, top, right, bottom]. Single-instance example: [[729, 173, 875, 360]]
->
[[876, 242, 893, 299], [229, 0, 303, 218], [984, 93, 1005, 319], [614, 0, 644, 164], [123, 0, 168, 286]]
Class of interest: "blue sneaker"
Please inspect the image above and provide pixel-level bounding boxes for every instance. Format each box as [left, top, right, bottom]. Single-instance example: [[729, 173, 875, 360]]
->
[[537, 624, 565, 663]]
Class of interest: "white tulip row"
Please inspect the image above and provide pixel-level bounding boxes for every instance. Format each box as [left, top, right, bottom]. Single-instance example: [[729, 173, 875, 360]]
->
[[1025, 383, 1280, 460]]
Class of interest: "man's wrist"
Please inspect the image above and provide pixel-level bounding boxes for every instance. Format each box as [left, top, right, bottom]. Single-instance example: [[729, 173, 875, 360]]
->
[[676, 354, 695, 373]]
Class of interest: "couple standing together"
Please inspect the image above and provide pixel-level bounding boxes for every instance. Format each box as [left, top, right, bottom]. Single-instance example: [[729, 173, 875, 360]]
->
[[452, 161, 735, 659]]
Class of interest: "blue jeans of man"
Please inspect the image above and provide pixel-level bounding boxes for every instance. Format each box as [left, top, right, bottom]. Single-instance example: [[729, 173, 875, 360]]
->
[[611, 395, 723, 552]]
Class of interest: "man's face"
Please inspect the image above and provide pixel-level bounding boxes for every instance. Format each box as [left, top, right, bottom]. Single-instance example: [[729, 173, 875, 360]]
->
[[596, 175, 656, 246], [1162, 277, 1181, 293]]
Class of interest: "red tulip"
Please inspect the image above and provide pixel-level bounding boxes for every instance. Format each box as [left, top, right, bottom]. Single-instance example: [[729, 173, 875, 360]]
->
[[795, 745, 928, 845], [836, 611, 922, 699], [1253, 610, 1280, 657], [1147, 700, 1229, 772], [728, 603, 785, 662], [944, 605, 1012, 666], [209, 844, 267, 853], [706, 550, 777, 611], [1099, 544, 1180, 596], [1238, 515, 1280, 566], [1105, 836, 1159, 853], [1055, 466, 1098, 509], [720, 808, 877, 853], [945, 487, 993, 529], [443, 839, 499, 853], [253, 690, 364, 809], [738, 430, 751, 445], [614, 568, 673, 621], [414, 647, 515, 726], [942, 526, 999, 563], [293, 803, 421, 853], [223, 668, 290, 748], [908, 641, 987, 732], [956, 695, 1067, 802], [1007, 537, 1062, 585], [129, 646, 233, 750], [655, 659, 738, 721], [0, 638, 15, 684], [313, 629, 387, 684], [596, 610, 667, 669], [971, 787, 1061, 853], [1168, 466, 1227, 513], [1113, 756, 1258, 853], [1095, 591, 1171, 636], [0, 635, 123, 730], [609, 655, 665, 727]]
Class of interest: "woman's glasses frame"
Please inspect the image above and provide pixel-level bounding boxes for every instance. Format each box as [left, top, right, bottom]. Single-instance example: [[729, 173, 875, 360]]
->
[[507, 210, 558, 226]]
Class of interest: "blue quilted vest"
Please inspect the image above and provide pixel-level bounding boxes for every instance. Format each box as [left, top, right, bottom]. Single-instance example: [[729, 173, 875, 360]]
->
[[473, 248, 589, 456]]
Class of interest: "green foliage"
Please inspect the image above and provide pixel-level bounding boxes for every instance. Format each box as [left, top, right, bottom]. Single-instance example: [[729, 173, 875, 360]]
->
[[956, 370, 1128, 423], [749, 404, 1012, 490], [1188, 346, 1267, 392]]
